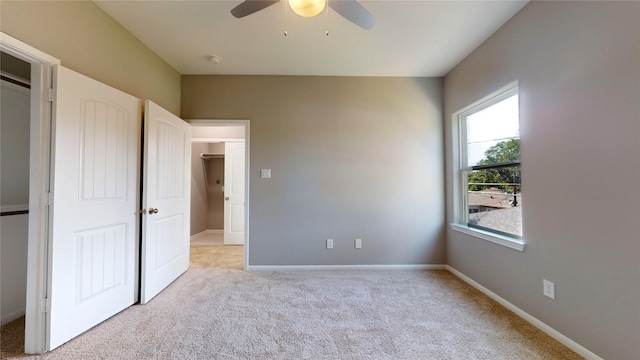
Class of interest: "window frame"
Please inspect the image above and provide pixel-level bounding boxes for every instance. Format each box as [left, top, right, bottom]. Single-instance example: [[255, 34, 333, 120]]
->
[[451, 82, 525, 251]]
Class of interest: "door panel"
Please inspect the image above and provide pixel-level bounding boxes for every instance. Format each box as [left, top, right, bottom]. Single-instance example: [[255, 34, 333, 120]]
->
[[48, 66, 140, 350], [224, 142, 245, 245], [140, 100, 191, 304]]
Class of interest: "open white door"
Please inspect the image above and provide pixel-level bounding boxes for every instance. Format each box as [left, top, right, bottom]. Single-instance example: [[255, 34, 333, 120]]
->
[[224, 142, 245, 245], [140, 100, 191, 304], [48, 66, 140, 350]]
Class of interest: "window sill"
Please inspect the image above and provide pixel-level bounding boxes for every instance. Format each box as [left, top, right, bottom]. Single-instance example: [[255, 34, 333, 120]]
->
[[449, 223, 525, 252]]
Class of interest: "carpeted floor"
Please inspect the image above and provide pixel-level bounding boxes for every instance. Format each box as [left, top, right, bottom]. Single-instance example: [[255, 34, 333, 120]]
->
[[1, 247, 583, 359], [0, 244, 244, 358]]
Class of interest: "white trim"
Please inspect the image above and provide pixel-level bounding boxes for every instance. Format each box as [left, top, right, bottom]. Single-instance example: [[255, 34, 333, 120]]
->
[[1, 309, 26, 327], [1, 32, 59, 354], [455, 81, 519, 118], [190, 230, 208, 241], [452, 81, 521, 233], [450, 223, 525, 252], [191, 137, 244, 143], [188, 119, 250, 271], [189, 229, 223, 241], [446, 266, 603, 360], [247, 264, 447, 271], [0, 33, 60, 65]]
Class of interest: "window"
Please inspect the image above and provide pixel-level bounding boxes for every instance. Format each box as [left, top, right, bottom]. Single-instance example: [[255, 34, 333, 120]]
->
[[453, 83, 523, 249]]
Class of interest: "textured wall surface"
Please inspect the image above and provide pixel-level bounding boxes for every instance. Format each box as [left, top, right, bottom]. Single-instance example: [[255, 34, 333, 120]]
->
[[1, 1, 180, 114], [444, 2, 640, 359], [182, 76, 445, 266]]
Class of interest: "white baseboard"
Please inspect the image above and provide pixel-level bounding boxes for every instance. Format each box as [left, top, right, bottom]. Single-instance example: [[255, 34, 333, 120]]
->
[[1, 309, 25, 326], [246, 264, 447, 271], [446, 266, 602, 360], [190, 229, 223, 241]]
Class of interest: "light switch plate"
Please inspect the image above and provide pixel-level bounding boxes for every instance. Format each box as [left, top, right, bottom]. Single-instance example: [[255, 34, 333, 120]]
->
[[261, 169, 271, 179]]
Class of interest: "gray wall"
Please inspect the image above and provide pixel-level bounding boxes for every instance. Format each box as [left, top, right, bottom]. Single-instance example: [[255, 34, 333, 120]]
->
[[443, 2, 640, 359], [190, 143, 209, 235], [182, 76, 445, 266], [0, 72, 30, 325], [1, 79, 30, 207], [1, 0, 180, 115], [206, 156, 225, 230], [1, 52, 30, 81]]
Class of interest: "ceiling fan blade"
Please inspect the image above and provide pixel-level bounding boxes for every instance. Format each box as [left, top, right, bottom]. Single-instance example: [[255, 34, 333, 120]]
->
[[231, 0, 280, 18], [328, 0, 375, 30]]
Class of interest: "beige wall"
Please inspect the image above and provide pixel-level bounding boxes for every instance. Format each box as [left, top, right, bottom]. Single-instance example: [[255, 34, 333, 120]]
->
[[0, 0, 180, 115], [444, 2, 640, 359], [182, 76, 445, 266]]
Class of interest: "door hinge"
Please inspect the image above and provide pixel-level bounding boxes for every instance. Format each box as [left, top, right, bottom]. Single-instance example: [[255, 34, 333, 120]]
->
[[43, 192, 53, 206], [48, 88, 54, 102], [39, 298, 51, 313]]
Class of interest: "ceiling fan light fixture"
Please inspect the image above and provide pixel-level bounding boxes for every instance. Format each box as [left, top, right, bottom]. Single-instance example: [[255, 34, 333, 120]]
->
[[288, 0, 326, 18]]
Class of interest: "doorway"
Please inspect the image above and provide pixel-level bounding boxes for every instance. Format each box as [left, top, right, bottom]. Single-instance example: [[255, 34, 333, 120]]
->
[[0, 51, 32, 357], [188, 120, 249, 271], [0, 33, 60, 355]]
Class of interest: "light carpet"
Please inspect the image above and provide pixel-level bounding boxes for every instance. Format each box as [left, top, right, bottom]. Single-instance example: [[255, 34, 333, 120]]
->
[[190, 245, 244, 270], [2, 249, 582, 359]]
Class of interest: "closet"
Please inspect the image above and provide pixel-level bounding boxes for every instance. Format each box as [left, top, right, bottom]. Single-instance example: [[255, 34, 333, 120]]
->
[[190, 143, 225, 236], [189, 125, 246, 246], [0, 52, 31, 326]]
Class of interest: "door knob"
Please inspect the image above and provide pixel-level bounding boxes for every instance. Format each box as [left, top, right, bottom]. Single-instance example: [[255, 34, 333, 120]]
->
[[148, 208, 159, 214], [225, 197, 230, 201]]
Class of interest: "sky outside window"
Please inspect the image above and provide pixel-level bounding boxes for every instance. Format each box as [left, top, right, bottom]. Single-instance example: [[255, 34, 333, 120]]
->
[[466, 95, 519, 166]]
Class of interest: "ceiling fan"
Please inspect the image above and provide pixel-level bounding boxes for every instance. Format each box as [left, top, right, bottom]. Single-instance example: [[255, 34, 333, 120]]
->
[[231, 0, 375, 30]]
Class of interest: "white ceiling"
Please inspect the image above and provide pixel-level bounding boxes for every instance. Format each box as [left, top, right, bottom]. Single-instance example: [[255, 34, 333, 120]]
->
[[94, 0, 528, 77]]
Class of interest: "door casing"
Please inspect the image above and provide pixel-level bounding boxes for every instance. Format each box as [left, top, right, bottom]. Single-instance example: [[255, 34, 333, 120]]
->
[[0, 32, 60, 354], [188, 119, 250, 271]]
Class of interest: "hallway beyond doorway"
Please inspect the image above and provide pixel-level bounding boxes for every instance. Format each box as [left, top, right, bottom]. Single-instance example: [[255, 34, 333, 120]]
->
[[190, 232, 244, 270]]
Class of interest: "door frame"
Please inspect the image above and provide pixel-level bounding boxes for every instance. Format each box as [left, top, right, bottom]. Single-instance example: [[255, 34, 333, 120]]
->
[[187, 119, 250, 270], [0, 32, 60, 354]]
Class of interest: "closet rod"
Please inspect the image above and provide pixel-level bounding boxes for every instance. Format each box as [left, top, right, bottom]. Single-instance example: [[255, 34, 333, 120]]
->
[[200, 153, 224, 190], [200, 153, 224, 160], [1, 210, 29, 217]]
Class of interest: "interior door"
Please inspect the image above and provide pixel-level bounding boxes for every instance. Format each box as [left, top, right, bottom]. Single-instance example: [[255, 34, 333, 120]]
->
[[224, 142, 245, 245], [48, 66, 140, 350], [140, 100, 191, 304]]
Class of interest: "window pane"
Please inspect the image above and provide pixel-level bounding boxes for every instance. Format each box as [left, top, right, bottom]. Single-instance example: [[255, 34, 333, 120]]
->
[[467, 166, 522, 238], [466, 95, 519, 167]]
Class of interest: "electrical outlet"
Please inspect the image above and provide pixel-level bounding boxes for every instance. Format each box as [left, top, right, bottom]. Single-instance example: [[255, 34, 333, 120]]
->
[[355, 238, 362, 249], [326, 239, 334, 249], [543, 279, 555, 299]]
